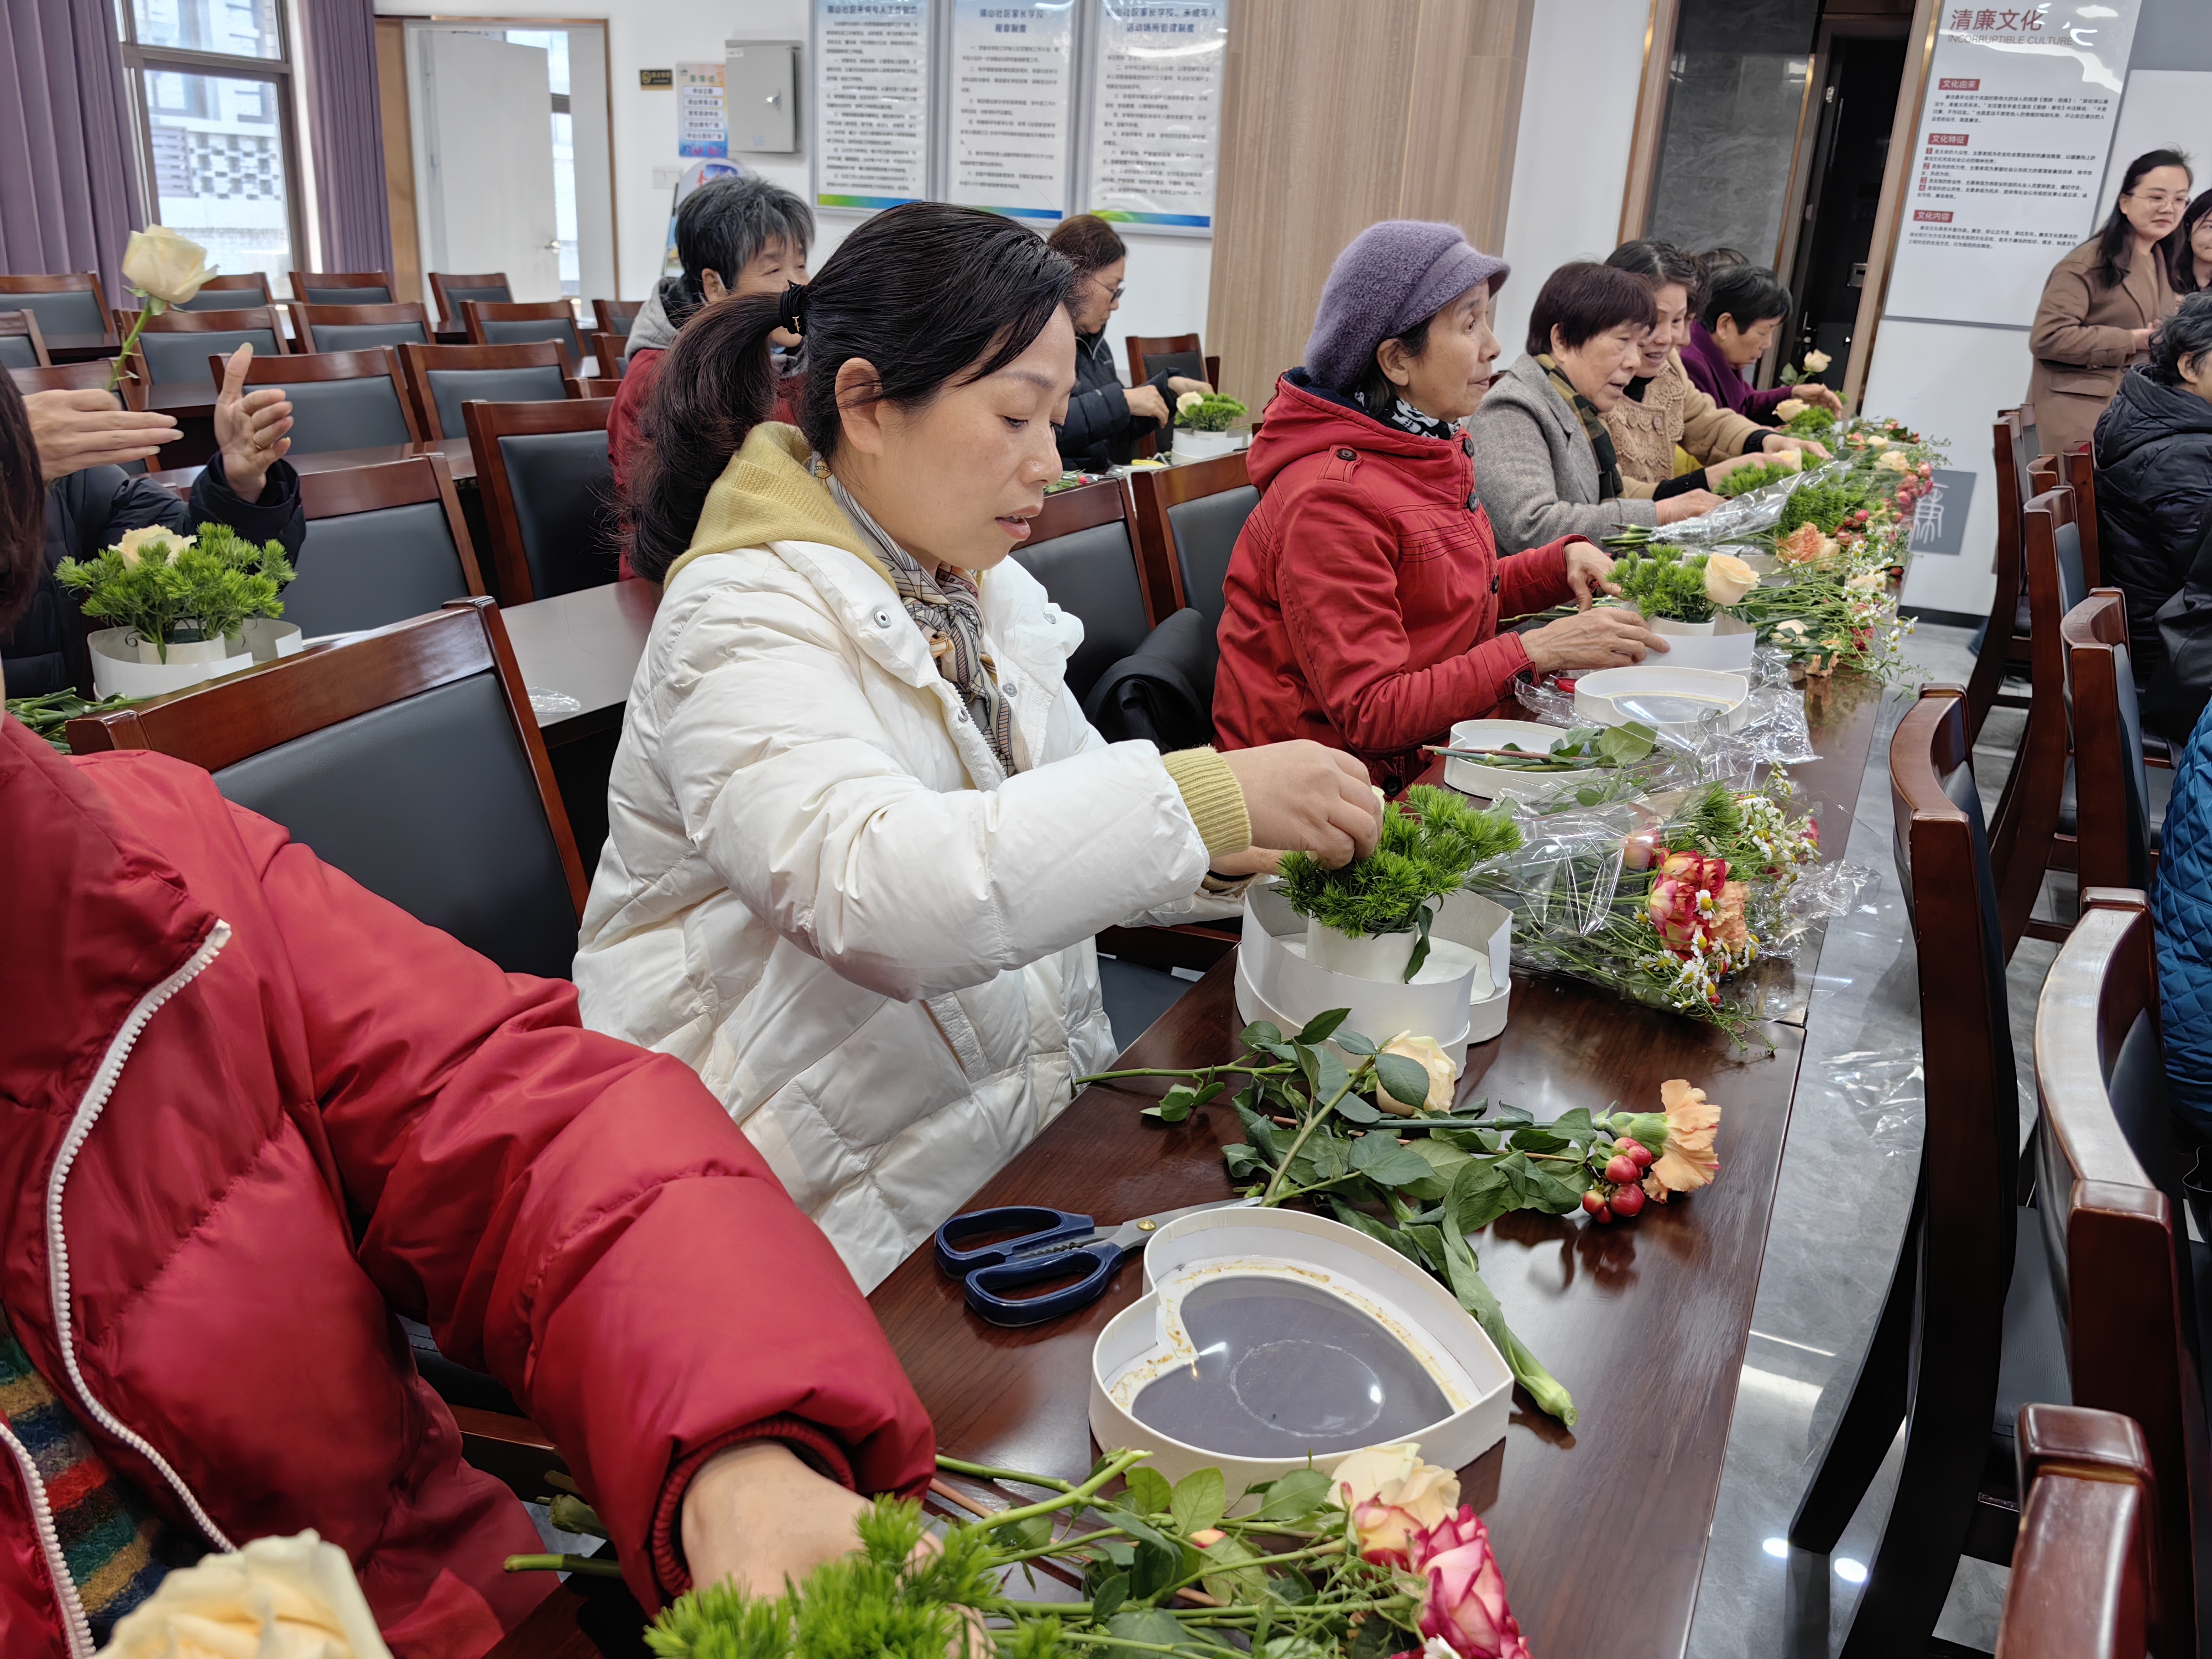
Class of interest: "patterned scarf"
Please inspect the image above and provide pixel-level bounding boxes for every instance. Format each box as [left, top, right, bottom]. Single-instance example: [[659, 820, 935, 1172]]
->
[[1384, 397, 1459, 442], [1537, 352, 1626, 501], [827, 472, 1018, 776]]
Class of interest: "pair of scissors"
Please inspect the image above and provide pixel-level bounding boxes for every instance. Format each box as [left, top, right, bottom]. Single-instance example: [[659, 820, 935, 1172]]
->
[[933, 1198, 1255, 1327]]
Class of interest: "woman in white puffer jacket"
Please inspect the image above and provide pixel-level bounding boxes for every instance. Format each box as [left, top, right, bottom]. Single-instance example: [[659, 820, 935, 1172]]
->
[[576, 203, 1379, 1291]]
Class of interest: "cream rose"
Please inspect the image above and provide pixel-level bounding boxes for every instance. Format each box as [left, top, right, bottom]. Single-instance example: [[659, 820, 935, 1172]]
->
[[100, 1531, 392, 1659], [1176, 389, 1205, 416], [1704, 552, 1758, 606], [1802, 348, 1832, 373], [1875, 449, 1910, 473], [1375, 1032, 1456, 1115], [121, 226, 216, 310], [113, 525, 193, 567], [1847, 568, 1886, 591], [1772, 618, 1809, 640], [1772, 446, 1803, 471], [1336, 1443, 1461, 1566], [1773, 397, 1807, 422]]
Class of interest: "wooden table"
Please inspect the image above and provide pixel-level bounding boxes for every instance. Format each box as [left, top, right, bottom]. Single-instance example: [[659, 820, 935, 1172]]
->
[[43, 332, 121, 364], [486, 674, 1888, 1659], [147, 434, 479, 495]]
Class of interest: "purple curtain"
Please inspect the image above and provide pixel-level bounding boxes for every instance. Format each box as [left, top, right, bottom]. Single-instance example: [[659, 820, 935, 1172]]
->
[[0, 0, 145, 297], [299, 0, 392, 275]]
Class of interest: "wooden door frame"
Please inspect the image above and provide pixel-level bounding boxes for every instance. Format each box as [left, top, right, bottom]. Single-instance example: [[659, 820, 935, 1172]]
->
[[1843, 0, 1941, 410], [1616, 0, 1681, 244]]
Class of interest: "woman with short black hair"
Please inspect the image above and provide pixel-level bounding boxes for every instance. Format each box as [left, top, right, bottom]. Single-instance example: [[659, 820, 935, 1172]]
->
[[1045, 213, 1208, 471], [2029, 148, 2190, 460], [1677, 262, 1823, 425], [588, 201, 1379, 1287], [1469, 259, 1720, 550]]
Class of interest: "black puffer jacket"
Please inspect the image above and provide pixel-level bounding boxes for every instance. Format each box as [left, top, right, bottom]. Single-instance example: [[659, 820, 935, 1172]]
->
[[1, 456, 304, 698], [2093, 367, 2212, 696], [1056, 330, 1166, 473]]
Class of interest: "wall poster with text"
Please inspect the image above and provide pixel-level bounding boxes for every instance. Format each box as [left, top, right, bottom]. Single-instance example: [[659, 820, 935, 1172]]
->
[[949, 1, 1075, 222], [1883, 1, 2145, 327], [1081, 0, 1228, 235], [813, 0, 935, 211]]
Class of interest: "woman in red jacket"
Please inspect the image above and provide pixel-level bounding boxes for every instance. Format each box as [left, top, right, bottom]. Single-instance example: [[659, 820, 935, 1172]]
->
[[0, 372, 930, 1658], [1213, 221, 1666, 791]]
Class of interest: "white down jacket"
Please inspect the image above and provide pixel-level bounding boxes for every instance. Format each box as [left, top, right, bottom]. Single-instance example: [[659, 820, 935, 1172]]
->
[[575, 442, 1223, 1291]]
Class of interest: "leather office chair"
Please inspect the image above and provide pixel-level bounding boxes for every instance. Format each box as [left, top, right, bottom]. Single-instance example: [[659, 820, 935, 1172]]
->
[[0, 273, 117, 351], [290, 301, 432, 355], [1007, 480, 1158, 703], [1129, 453, 1260, 628], [428, 272, 514, 326], [174, 273, 272, 312], [281, 454, 488, 639], [289, 270, 396, 307], [398, 341, 579, 441], [127, 305, 286, 388], [0, 310, 51, 369], [213, 347, 419, 453], [464, 398, 622, 602]]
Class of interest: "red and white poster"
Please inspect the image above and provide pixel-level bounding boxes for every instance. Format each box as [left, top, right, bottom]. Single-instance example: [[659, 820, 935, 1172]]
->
[[1884, 1, 2144, 327]]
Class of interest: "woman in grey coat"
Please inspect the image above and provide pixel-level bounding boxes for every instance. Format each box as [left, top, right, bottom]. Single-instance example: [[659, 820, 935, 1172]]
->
[[1469, 262, 1721, 552]]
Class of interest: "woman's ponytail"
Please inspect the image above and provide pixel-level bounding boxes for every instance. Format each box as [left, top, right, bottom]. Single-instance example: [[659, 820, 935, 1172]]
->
[[623, 292, 787, 583]]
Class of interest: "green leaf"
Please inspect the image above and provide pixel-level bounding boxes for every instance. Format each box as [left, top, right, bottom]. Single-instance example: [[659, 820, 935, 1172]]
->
[[1238, 1021, 1284, 1050], [1446, 1157, 1516, 1235], [989, 1513, 1052, 1551], [1296, 1008, 1351, 1044], [1546, 1107, 1599, 1146], [1489, 1103, 1535, 1129], [1374, 1051, 1433, 1111], [1256, 1467, 1333, 1521], [1223, 1143, 1266, 1181], [1326, 1198, 1428, 1267], [1334, 1028, 1378, 1057], [1091, 1570, 1130, 1623], [1291, 1128, 1350, 1186], [1508, 1126, 1570, 1155], [1406, 1137, 1473, 1189], [1121, 1466, 1172, 1517], [1437, 1224, 1578, 1427], [1102, 1608, 1185, 1653], [1333, 1090, 1385, 1125], [1199, 1535, 1267, 1605], [1295, 1044, 1322, 1099], [1348, 1133, 1438, 1191], [1311, 1046, 1352, 1109], [1403, 904, 1436, 982], [1233, 1100, 1282, 1165], [1170, 1467, 1226, 1536]]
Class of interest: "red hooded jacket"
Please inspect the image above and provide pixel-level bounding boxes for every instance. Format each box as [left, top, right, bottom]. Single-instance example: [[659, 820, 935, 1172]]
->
[[0, 716, 932, 1659], [1212, 372, 1583, 788]]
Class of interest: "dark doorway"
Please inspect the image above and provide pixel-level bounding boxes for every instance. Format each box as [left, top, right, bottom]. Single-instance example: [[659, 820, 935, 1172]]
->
[[1784, 25, 1909, 393]]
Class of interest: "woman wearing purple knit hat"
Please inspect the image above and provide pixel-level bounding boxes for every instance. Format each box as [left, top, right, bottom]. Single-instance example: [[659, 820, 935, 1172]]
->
[[1213, 220, 1666, 793]]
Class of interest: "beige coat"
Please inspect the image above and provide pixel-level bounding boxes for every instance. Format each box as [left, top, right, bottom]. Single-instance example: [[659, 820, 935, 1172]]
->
[[1602, 348, 1764, 495], [2028, 236, 2177, 460]]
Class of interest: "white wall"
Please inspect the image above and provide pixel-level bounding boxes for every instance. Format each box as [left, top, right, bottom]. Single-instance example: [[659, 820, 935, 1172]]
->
[[1493, 0, 1652, 366], [373, 0, 1212, 378]]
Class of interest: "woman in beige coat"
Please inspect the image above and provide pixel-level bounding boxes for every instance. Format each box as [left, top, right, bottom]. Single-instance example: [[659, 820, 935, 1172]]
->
[[2029, 149, 2190, 458]]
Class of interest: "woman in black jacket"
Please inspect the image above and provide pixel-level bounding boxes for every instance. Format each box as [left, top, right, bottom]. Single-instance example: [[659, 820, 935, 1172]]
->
[[1045, 215, 1209, 472], [2093, 292, 2212, 733], [3, 345, 305, 697]]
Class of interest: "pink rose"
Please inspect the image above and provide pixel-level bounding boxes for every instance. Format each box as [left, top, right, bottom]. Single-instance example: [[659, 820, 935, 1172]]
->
[[1404, 1507, 1532, 1659]]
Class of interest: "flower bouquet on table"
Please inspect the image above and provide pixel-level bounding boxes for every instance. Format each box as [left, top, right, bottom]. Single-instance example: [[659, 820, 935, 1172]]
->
[[1600, 542, 1761, 670], [1172, 390, 1249, 463], [56, 523, 299, 698], [109, 227, 217, 392], [619, 1442, 1539, 1657]]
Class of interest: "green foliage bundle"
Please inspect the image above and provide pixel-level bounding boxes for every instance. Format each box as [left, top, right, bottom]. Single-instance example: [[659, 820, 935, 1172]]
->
[[1607, 542, 1715, 623], [4, 691, 137, 753], [1277, 785, 1519, 950], [1715, 460, 1796, 499], [1774, 480, 1869, 538], [55, 523, 293, 661], [1176, 393, 1247, 432], [1782, 405, 1837, 437]]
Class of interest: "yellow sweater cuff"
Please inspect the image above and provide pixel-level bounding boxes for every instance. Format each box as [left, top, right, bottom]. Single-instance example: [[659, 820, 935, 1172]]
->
[[1161, 747, 1252, 860]]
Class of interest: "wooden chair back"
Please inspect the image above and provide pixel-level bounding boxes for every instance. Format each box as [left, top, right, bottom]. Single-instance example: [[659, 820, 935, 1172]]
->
[[64, 601, 587, 975], [1126, 452, 1258, 627], [1006, 480, 1154, 703], [2061, 590, 2153, 893], [0, 273, 116, 349], [428, 271, 514, 326], [9, 359, 149, 411], [0, 309, 51, 369], [1987, 484, 2086, 953], [124, 304, 288, 388], [462, 398, 620, 604], [1966, 405, 2038, 737], [288, 270, 396, 307], [174, 273, 273, 312], [2034, 446, 2103, 591], [1995, 1404, 2158, 1658], [396, 341, 578, 440], [281, 453, 487, 638], [210, 347, 420, 452], [1124, 332, 1220, 392], [2032, 890, 2204, 1658], [591, 298, 640, 342], [290, 301, 432, 356], [460, 299, 589, 372]]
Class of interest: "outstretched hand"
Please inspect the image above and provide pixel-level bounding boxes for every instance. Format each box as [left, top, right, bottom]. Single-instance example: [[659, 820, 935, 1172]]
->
[[24, 389, 180, 481], [213, 343, 294, 501]]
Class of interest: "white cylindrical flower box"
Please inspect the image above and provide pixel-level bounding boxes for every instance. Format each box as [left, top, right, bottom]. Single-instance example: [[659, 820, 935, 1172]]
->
[[1305, 915, 1421, 982], [88, 620, 302, 699], [1172, 427, 1239, 463], [1647, 613, 1757, 671]]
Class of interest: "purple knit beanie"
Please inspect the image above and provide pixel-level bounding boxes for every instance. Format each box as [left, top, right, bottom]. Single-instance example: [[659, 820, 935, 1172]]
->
[[1303, 221, 1509, 392]]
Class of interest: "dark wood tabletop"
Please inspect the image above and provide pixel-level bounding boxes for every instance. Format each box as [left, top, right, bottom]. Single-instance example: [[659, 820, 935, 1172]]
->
[[147, 434, 479, 495], [484, 671, 1889, 1659], [500, 578, 659, 743]]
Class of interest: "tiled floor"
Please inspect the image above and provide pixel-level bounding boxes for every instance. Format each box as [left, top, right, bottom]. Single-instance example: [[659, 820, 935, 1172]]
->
[[1685, 627, 2061, 1658]]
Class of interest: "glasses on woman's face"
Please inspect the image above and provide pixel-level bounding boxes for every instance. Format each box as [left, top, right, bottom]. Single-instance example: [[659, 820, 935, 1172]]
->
[[2128, 190, 2189, 210], [1088, 274, 1126, 303]]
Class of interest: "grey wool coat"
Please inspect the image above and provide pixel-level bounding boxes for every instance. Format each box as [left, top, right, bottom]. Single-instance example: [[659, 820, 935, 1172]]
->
[[1468, 353, 1661, 552]]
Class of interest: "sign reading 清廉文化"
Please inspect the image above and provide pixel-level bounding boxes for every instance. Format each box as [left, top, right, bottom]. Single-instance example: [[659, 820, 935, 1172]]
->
[[948, 1, 1076, 223], [1082, 0, 1228, 236], [1882, 1, 2145, 328]]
